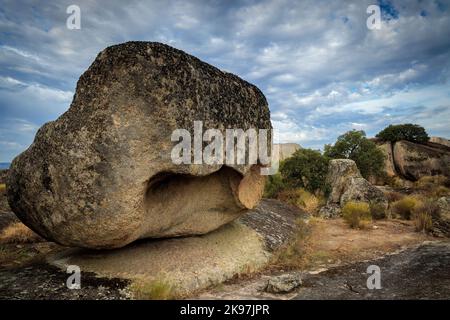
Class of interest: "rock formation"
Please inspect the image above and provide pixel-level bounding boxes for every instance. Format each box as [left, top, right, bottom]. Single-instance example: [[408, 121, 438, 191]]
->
[[393, 141, 450, 180], [375, 139, 450, 183], [319, 159, 387, 218], [378, 142, 396, 178], [273, 143, 301, 162], [430, 136, 450, 148], [6, 42, 271, 249]]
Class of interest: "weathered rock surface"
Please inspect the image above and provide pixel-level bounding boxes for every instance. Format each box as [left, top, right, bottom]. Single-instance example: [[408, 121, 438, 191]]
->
[[6, 42, 271, 249], [293, 242, 450, 300], [378, 142, 396, 178], [393, 141, 450, 181], [319, 159, 387, 218], [48, 199, 305, 297], [437, 196, 450, 216], [264, 273, 302, 294], [0, 170, 8, 184], [430, 136, 450, 148], [273, 143, 301, 162]]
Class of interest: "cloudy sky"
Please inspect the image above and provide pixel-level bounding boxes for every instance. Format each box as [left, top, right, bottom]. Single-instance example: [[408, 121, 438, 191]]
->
[[1, 0, 450, 162]]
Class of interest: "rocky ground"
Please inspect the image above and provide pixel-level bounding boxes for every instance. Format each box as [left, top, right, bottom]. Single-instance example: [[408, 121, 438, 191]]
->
[[198, 240, 449, 300], [1, 171, 449, 300], [293, 241, 450, 299], [0, 263, 131, 300]]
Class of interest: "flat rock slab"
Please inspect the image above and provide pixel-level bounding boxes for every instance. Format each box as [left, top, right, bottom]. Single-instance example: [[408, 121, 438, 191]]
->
[[294, 241, 450, 300], [0, 263, 131, 300], [48, 199, 305, 296]]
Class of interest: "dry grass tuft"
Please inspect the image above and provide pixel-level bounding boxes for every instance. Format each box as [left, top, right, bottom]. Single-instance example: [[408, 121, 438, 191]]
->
[[385, 191, 404, 203], [271, 218, 312, 269], [277, 188, 324, 214], [0, 184, 5, 192], [130, 278, 175, 300], [0, 222, 42, 244], [342, 201, 372, 229], [412, 200, 441, 233], [390, 196, 422, 220]]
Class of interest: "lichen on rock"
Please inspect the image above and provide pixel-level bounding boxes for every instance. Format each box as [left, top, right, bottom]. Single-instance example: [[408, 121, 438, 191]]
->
[[6, 42, 271, 249]]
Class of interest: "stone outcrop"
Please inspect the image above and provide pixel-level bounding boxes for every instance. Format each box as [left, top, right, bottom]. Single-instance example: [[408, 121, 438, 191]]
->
[[6, 42, 271, 249], [0, 170, 8, 184], [430, 136, 450, 148], [48, 199, 306, 297], [319, 159, 387, 218], [273, 143, 301, 162], [378, 142, 396, 178], [374, 139, 450, 183], [393, 141, 450, 181]]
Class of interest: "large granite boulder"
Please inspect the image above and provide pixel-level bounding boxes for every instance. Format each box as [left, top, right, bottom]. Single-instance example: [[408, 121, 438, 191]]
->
[[319, 159, 387, 218], [378, 142, 396, 178], [7, 42, 271, 249], [393, 141, 450, 180]]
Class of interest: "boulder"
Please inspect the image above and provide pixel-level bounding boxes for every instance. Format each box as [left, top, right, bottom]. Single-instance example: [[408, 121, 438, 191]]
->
[[6, 42, 271, 249], [393, 140, 450, 180], [273, 143, 301, 162], [264, 273, 302, 294], [437, 197, 450, 217], [378, 142, 396, 178], [430, 137, 450, 148], [319, 159, 387, 217], [0, 169, 8, 184]]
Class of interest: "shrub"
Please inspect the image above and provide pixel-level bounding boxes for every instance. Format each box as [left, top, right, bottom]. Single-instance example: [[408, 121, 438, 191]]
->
[[413, 200, 441, 220], [413, 175, 450, 197], [0, 184, 5, 192], [413, 212, 433, 233], [342, 201, 372, 229], [391, 196, 422, 220], [387, 176, 413, 190], [280, 149, 329, 194], [376, 124, 429, 144], [412, 200, 440, 233], [130, 279, 175, 300], [272, 218, 311, 269], [277, 188, 322, 213], [323, 130, 385, 179], [432, 186, 450, 197], [415, 175, 448, 190], [385, 191, 403, 203], [264, 173, 285, 198], [369, 202, 386, 220]]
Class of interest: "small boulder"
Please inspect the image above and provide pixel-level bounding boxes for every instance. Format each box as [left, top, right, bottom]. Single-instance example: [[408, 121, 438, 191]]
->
[[264, 273, 302, 294], [320, 159, 387, 218]]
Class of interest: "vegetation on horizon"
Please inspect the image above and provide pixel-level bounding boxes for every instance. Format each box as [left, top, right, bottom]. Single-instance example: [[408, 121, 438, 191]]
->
[[376, 123, 429, 144]]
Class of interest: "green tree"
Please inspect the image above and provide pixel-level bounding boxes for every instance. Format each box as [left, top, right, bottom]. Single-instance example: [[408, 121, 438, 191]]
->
[[263, 173, 285, 198], [324, 130, 385, 179], [376, 124, 429, 144], [280, 148, 329, 194]]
